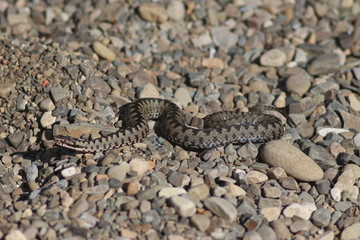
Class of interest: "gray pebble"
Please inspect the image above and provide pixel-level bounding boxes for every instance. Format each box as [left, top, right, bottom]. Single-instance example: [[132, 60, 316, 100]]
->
[[211, 26, 238, 49], [26, 164, 38, 182], [307, 53, 341, 75], [311, 208, 331, 227], [204, 197, 237, 222], [50, 87, 70, 103]]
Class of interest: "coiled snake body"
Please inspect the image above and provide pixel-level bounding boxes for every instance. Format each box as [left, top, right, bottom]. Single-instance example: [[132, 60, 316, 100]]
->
[[55, 98, 290, 152]]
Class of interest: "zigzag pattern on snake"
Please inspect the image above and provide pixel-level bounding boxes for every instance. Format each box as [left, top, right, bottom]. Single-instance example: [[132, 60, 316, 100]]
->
[[54, 98, 293, 152]]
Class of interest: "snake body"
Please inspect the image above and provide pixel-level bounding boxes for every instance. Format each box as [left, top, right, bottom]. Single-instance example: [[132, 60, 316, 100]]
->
[[54, 98, 287, 152]]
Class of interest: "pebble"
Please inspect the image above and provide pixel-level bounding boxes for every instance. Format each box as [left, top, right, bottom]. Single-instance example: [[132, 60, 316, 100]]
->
[[93, 41, 116, 61], [340, 222, 360, 240], [39, 98, 55, 111], [202, 58, 224, 69], [211, 26, 238, 49], [166, 1, 185, 21], [338, 109, 360, 131], [307, 53, 341, 75], [25, 165, 38, 182], [283, 203, 317, 220], [261, 141, 324, 181], [129, 157, 151, 176], [191, 214, 210, 231], [311, 208, 331, 227], [204, 197, 237, 222], [50, 87, 70, 103], [246, 170, 268, 184], [84, 76, 111, 96], [169, 196, 196, 217], [158, 187, 186, 198], [8, 132, 25, 148], [260, 49, 287, 67], [5, 230, 27, 240], [139, 3, 168, 23], [188, 184, 210, 201], [285, 74, 311, 96], [0, 83, 14, 99], [40, 111, 57, 128], [107, 163, 129, 182], [61, 167, 77, 178], [260, 207, 281, 222], [243, 231, 262, 240], [138, 83, 160, 98], [174, 87, 192, 107]]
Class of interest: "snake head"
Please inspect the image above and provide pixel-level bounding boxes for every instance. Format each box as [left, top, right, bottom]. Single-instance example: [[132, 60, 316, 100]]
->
[[54, 135, 77, 147]]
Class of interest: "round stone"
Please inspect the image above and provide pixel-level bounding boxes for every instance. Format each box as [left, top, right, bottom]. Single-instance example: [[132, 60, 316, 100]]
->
[[260, 49, 287, 67], [286, 74, 311, 96], [260, 140, 324, 181]]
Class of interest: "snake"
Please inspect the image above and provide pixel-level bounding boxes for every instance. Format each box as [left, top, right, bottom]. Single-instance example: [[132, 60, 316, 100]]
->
[[54, 98, 293, 152]]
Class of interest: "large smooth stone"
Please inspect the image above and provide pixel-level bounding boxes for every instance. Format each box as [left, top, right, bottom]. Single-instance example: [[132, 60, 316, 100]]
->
[[260, 140, 324, 181]]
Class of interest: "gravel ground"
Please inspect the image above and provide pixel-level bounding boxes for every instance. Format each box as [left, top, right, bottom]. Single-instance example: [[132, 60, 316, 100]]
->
[[1, 0, 360, 239]]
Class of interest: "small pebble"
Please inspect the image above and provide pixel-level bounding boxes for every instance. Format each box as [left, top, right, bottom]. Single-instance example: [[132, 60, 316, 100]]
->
[[169, 196, 196, 217], [93, 41, 116, 61], [260, 49, 287, 67]]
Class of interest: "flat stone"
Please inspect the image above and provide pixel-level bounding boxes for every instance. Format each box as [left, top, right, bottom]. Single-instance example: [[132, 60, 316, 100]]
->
[[290, 219, 312, 233], [260, 207, 281, 222], [202, 58, 224, 69], [211, 26, 238, 49], [204, 197, 237, 222], [227, 184, 246, 197], [260, 49, 287, 67], [166, 1, 185, 21], [158, 187, 186, 198], [191, 214, 210, 231], [139, 3, 168, 23], [243, 231, 262, 240], [84, 76, 111, 96], [129, 157, 151, 176], [5, 230, 27, 240], [338, 109, 360, 131], [93, 41, 116, 61], [126, 180, 141, 195], [307, 53, 341, 75], [39, 98, 55, 111], [174, 87, 192, 107], [311, 208, 331, 227], [261, 140, 324, 181], [246, 170, 268, 183], [271, 220, 292, 240], [188, 184, 210, 201], [26, 165, 38, 182], [50, 87, 70, 103], [138, 83, 160, 98], [107, 163, 130, 182], [307, 144, 337, 169], [283, 203, 317, 220], [286, 74, 312, 96], [8, 131, 25, 148], [169, 196, 196, 217], [263, 185, 282, 198], [61, 167, 77, 178], [0, 83, 14, 99], [340, 222, 360, 240], [40, 111, 57, 128], [318, 231, 335, 240], [278, 177, 299, 190], [69, 197, 89, 217]]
